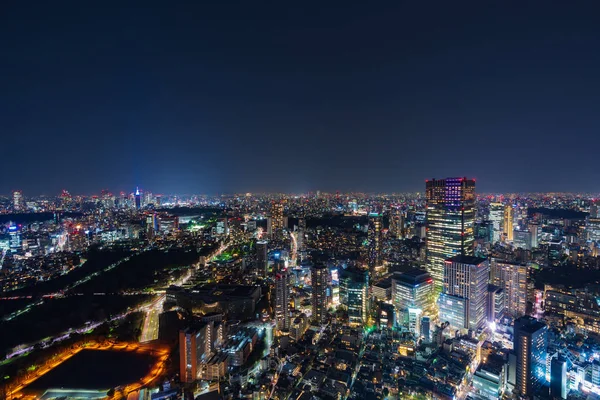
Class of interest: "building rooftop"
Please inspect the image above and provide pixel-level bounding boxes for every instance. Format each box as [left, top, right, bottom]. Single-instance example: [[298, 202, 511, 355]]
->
[[448, 255, 487, 265]]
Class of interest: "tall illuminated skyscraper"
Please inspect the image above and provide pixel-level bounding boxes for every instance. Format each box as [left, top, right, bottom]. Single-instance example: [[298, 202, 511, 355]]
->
[[270, 201, 285, 239], [491, 259, 528, 318], [135, 187, 141, 210], [504, 205, 514, 241], [425, 177, 476, 287], [275, 269, 290, 331], [389, 207, 404, 239], [12, 190, 23, 212], [489, 202, 504, 243], [256, 240, 268, 277], [311, 264, 328, 325], [514, 316, 548, 397], [367, 211, 382, 269], [439, 255, 489, 331], [340, 267, 369, 327]]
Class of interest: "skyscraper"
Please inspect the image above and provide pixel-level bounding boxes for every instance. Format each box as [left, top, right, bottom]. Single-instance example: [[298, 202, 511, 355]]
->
[[489, 202, 504, 243], [275, 270, 290, 331], [339, 267, 369, 327], [367, 211, 382, 269], [12, 190, 23, 212], [179, 324, 213, 383], [440, 255, 489, 331], [311, 264, 328, 325], [425, 177, 476, 287], [490, 259, 528, 318], [389, 207, 404, 239], [256, 240, 268, 277], [135, 187, 141, 210], [270, 201, 284, 239], [504, 205, 514, 241], [550, 356, 567, 400], [514, 316, 548, 397]]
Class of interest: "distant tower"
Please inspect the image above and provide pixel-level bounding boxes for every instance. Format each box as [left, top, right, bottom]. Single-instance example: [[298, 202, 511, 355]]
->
[[489, 203, 504, 243], [389, 207, 404, 239], [256, 240, 268, 277], [504, 205, 514, 241], [135, 187, 141, 210], [367, 211, 382, 269], [425, 177, 476, 288], [311, 265, 328, 325], [275, 270, 290, 331], [514, 316, 548, 397], [12, 190, 23, 212], [270, 201, 284, 239]]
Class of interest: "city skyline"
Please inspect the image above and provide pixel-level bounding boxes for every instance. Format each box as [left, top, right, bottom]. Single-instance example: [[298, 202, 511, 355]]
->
[[3, 2, 600, 194]]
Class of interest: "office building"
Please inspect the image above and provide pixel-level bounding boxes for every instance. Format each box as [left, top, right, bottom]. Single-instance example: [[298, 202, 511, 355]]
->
[[367, 212, 382, 269], [550, 356, 567, 400], [490, 259, 528, 318], [256, 240, 268, 277], [8, 225, 21, 253], [311, 264, 328, 325], [12, 190, 23, 212], [392, 269, 434, 333], [179, 324, 213, 383], [270, 201, 285, 239], [290, 313, 308, 341], [487, 285, 505, 322], [437, 292, 466, 331], [275, 270, 290, 331], [504, 205, 514, 241], [489, 203, 504, 243], [421, 316, 431, 342], [513, 229, 532, 250], [339, 267, 369, 327], [441, 255, 489, 331], [514, 316, 548, 397], [425, 177, 476, 287], [529, 223, 539, 248], [389, 207, 404, 239]]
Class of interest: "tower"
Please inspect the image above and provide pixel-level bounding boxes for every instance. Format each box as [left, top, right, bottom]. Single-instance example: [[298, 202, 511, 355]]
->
[[12, 190, 23, 212], [367, 211, 382, 269], [489, 203, 504, 243], [270, 201, 284, 239], [514, 316, 548, 397], [490, 259, 528, 318], [504, 205, 514, 241], [275, 270, 290, 331], [439, 255, 489, 332], [392, 269, 434, 334], [339, 267, 369, 327], [389, 207, 404, 239], [550, 356, 567, 400], [135, 187, 141, 210], [256, 240, 268, 277], [425, 177, 476, 288], [311, 265, 328, 325]]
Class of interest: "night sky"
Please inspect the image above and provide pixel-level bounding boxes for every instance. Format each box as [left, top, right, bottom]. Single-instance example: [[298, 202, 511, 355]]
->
[[3, 1, 600, 195]]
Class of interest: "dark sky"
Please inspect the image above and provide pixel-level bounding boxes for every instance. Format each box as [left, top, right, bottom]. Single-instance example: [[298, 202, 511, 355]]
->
[[2, 1, 600, 195]]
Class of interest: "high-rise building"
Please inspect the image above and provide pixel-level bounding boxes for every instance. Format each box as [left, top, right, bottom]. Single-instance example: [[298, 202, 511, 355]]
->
[[311, 264, 328, 325], [514, 316, 548, 397], [490, 259, 528, 318], [135, 187, 141, 210], [8, 225, 21, 253], [256, 240, 268, 277], [270, 201, 284, 239], [489, 203, 504, 243], [550, 356, 567, 400], [504, 205, 514, 241], [367, 212, 382, 269], [529, 224, 539, 248], [425, 177, 476, 287], [179, 324, 213, 383], [392, 269, 434, 333], [440, 255, 489, 331], [12, 190, 23, 212], [275, 270, 290, 331], [487, 285, 505, 323], [339, 267, 369, 327], [389, 207, 404, 239]]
